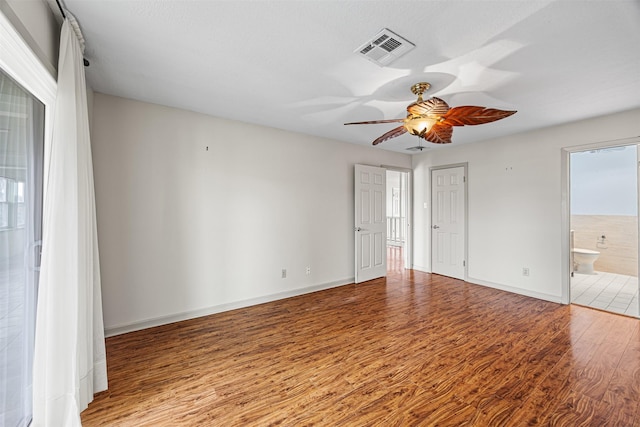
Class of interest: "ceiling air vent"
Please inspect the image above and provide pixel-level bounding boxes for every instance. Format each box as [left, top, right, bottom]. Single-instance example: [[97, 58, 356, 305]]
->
[[355, 28, 415, 66]]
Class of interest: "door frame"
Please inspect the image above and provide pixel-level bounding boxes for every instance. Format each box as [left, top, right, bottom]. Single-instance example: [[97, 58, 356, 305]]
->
[[383, 165, 413, 270], [561, 136, 640, 309], [0, 9, 56, 426], [430, 163, 468, 280]]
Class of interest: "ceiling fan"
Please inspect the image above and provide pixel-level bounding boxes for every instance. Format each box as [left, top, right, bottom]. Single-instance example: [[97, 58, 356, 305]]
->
[[344, 82, 516, 145]]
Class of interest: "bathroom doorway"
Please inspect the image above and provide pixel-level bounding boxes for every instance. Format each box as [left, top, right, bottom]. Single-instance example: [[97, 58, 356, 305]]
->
[[569, 144, 639, 317]]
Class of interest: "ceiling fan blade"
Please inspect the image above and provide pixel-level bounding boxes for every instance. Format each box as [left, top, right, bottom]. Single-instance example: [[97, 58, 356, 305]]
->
[[344, 119, 405, 125], [407, 97, 450, 116], [442, 106, 516, 127], [423, 123, 453, 144], [372, 126, 407, 145]]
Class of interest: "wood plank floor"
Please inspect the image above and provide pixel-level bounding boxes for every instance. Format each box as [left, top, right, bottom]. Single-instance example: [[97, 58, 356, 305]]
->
[[82, 268, 640, 426]]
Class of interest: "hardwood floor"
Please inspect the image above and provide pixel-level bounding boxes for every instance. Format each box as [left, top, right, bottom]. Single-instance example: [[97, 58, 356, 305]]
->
[[82, 268, 640, 426]]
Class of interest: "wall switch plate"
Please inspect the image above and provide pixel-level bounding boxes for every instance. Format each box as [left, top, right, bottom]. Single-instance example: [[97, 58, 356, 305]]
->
[[306, 266, 311, 275], [282, 269, 287, 278], [522, 267, 530, 276]]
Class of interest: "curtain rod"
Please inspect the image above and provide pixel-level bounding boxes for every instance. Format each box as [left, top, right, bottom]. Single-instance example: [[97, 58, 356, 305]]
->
[[54, 0, 90, 66], [54, 0, 66, 19]]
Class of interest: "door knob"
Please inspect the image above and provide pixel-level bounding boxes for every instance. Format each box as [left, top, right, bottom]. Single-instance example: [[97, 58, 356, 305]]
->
[[432, 225, 440, 229], [355, 227, 363, 232], [26, 240, 43, 272]]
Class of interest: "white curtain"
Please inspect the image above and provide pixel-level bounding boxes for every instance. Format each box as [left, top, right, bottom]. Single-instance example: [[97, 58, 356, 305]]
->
[[32, 15, 107, 427]]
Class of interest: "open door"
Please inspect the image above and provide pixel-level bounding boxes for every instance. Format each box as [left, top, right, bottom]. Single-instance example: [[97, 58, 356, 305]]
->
[[355, 164, 386, 283], [0, 67, 45, 427]]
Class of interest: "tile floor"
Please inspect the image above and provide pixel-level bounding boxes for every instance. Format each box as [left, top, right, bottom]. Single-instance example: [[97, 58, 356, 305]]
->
[[571, 271, 639, 317]]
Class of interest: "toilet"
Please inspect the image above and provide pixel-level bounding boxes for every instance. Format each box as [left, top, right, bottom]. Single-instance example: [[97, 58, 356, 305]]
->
[[572, 248, 600, 274]]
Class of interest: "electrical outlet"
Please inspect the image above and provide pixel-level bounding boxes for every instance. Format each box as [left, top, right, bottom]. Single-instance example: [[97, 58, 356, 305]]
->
[[281, 269, 287, 278], [306, 266, 311, 275], [522, 267, 530, 276]]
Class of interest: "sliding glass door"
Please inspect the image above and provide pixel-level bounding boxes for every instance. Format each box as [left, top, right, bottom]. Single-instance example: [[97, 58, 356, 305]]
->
[[0, 68, 44, 427]]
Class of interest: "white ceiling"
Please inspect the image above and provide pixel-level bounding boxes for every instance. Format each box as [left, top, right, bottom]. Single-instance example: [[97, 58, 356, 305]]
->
[[62, 0, 640, 154]]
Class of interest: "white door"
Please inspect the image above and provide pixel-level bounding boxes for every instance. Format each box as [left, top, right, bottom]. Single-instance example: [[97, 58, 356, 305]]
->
[[431, 166, 466, 279], [355, 164, 386, 283], [0, 68, 45, 427]]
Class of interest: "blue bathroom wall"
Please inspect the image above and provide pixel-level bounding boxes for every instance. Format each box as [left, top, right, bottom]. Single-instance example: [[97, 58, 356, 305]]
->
[[570, 145, 638, 215]]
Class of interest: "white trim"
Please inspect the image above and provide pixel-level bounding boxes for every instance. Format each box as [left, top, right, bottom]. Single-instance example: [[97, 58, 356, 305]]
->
[[406, 268, 561, 303], [0, 8, 56, 207], [404, 170, 413, 269], [105, 277, 355, 337], [466, 276, 562, 304], [0, 10, 57, 426], [0, 1, 57, 78], [380, 165, 412, 173], [412, 265, 430, 273], [405, 268, 562, 304], [0, 9, 56, 104], [562, 136, 640, 154], [560, 149, 571, 304]]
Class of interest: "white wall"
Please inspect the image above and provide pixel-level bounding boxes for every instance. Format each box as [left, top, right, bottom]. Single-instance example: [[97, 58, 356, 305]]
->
[[413, 108, 640, 302], [91, 93, 411, 335]]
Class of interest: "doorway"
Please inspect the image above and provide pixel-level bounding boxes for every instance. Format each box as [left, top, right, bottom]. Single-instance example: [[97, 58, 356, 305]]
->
[[386, 169, 411, 273], [569, 144, 639, 317], [0, 67, 45, 427]]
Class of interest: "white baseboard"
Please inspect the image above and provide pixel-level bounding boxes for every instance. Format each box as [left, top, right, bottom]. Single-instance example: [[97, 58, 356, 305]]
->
[[104, 277, 355, 337], [465, 276, 563, 304], [411, 265, 431, 273], [105, 274, 562, 337], [408, 267, 562, 304]]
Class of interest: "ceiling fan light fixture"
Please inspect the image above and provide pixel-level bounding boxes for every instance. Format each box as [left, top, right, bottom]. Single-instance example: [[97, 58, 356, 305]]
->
[[404, 116, 437, 137], [343, 81, 516, 146]]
